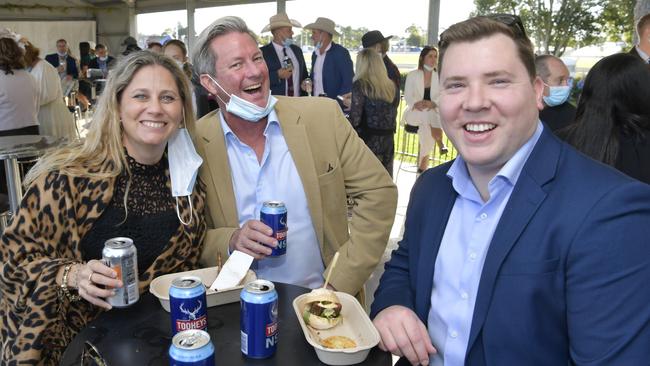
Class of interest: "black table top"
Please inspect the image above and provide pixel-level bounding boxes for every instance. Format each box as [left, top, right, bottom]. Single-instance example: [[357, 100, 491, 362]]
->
[[60, 282, 392, 365]]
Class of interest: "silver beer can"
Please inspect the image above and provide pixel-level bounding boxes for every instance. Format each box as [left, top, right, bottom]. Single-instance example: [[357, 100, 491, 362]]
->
[[102, 237, 139, 307]]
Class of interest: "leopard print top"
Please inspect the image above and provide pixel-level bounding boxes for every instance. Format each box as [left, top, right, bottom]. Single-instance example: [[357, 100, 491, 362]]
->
[[0, 161, 206, 365]]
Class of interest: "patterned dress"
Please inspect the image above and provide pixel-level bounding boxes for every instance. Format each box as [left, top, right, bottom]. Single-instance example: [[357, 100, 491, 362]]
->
[[348, 81, 400, 176], [0, 155, 206, 365]]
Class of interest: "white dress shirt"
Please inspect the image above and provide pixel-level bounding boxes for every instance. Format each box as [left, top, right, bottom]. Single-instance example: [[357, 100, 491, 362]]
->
[[219, 110, 325, 288], [271, 41, 300, 97], [312, 42, 332, 97]]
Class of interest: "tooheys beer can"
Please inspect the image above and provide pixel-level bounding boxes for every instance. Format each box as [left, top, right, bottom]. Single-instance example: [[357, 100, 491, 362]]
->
[[102, 237, 139, 307], [170, 276, 208, 335], [169, 329, 215, 366], [240, 279, 279, 358], [260, 201, 287, 256]]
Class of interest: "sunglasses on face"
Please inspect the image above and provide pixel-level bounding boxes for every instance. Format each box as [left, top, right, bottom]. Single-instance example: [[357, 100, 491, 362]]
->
[[80, 341, 109, 366], [438, 13, 527, 48]]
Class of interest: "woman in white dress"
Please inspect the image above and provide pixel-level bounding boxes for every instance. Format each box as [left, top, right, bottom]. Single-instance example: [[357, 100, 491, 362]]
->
[[23, 40, 77, 140], [401, 46, 448, 172]]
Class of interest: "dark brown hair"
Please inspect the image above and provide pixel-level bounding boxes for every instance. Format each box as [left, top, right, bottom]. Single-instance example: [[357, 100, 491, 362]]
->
[[417, 45, 437, 70], [0, 38, 25, 74], [438, 16, 536, 80]]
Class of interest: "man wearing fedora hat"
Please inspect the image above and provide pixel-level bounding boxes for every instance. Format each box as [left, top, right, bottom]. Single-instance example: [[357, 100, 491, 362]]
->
[[362, 30, 401, 90], [260, 13, 309, 97], [304, 17, 354, 109]]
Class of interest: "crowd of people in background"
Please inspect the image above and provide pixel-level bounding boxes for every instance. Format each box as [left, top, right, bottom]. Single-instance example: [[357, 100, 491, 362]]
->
[[0, 8, 649, 366]]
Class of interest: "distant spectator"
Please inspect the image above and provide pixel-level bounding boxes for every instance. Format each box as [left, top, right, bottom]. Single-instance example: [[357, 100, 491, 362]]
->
[[362, 30, 400, 89], [147, 41, 163, 53], [561, 53, 650, 184], [536, 55, 576, 133], [0, 35, 40, 195], [163, 39, 191, 78], [23, 39, 76, 140], [88, 44, 116, 78], [349, 49, 399, 176], [121, 36, 141, 56], [630, 13, 650, 63], [45, 39, 79, 81], [304, 17, 354, 109], [260, 12, 309, 97], [402, 46, 448, 173]]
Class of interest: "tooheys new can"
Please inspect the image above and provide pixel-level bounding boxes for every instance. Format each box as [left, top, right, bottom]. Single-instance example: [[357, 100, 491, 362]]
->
[[170, 276, 208, 335], [102, 237, 139, 307], [260, 201, 287, 256], [240, 279, 279, 358], [169, 329, 215, 366]]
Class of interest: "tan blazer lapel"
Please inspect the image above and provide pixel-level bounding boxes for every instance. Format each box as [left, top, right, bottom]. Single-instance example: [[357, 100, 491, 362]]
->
[[199, 110, 239, 227], [275, 99, 324, 248]]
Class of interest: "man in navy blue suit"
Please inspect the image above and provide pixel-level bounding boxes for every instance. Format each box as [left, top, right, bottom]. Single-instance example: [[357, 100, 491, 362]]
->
[[371, 15, 650, 366], [304, 17, 353, 109], [45, 39, 79, 81], [260, 13, 308, 97]]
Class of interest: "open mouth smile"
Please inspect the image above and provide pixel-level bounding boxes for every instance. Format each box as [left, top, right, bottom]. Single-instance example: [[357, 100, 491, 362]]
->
[[464, 123, 496, 133]]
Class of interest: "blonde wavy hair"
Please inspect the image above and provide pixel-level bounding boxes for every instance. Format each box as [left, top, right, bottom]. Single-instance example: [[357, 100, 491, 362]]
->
[[24, 51, 194, 186], [353, 49, 395, 103]]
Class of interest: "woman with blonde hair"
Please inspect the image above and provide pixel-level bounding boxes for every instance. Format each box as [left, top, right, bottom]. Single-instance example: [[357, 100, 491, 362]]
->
[[0, 51, 206, 364], [402, 46, 448, 173], [349, 48, 400, 176]]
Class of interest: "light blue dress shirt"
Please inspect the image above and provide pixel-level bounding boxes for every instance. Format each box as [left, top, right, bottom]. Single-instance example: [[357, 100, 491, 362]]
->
[[428, 122, 543, 366], [219, 110, 325, 288]]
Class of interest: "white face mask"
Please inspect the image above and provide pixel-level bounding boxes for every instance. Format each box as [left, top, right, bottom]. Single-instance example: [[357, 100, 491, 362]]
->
[[99, 56, 108, 62], [168, 126, 203, 225], [175, 59, 184, 68], [423, 64, 435, 72], [204, 74, 277, 122], [57, 51, 67, 57]]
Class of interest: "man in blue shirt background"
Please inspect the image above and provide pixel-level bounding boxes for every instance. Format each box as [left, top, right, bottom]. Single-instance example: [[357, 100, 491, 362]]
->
[[371, 15, 650, 366]]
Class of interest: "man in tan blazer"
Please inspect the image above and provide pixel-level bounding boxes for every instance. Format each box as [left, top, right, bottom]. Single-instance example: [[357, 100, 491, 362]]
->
[[190, 16, 397, 296]]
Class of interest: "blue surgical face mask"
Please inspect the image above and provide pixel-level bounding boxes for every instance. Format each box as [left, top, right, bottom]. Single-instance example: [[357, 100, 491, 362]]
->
[[314, 35, 323, 50], [543, 85, 571, 107], [282, 37, 294, 47], [204, 74, 277, 122]]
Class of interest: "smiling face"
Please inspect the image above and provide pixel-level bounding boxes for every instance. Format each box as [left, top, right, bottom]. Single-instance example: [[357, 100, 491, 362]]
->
[[203, 31, 270, 111], [120, 65, 183, 164], [439, 33, 543, 181]]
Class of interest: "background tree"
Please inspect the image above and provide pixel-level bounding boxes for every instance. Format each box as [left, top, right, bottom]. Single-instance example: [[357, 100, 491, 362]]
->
[[473, 0, 601, 56], [600, 0, 635, 44], [405, 24, 424, 47]]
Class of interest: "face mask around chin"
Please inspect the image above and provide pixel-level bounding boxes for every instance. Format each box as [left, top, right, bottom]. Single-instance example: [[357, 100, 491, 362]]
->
[[543, 85, 571, 107], [204, 74, 277, 122], [423, 64, 435, 72], [282, 38, 294, 47]]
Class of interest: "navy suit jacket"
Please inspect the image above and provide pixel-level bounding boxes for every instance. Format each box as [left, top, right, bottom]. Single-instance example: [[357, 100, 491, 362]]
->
[[261, 43, 308, 96], [310, 42, 353, 107], [45, 53, 79, 79], [371, 128, 650, 365]]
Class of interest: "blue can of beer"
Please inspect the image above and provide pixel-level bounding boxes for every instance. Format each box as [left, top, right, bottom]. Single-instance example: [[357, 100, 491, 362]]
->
[[169, 276, 208, 336], [169, 329, 215, 366], [260, 201, 287, 256], [240, 279, 279, 359]]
